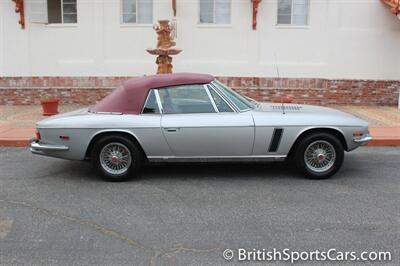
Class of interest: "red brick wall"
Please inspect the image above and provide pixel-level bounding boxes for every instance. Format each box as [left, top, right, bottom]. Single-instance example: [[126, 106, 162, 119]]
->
[[0, 76, 399, 106]]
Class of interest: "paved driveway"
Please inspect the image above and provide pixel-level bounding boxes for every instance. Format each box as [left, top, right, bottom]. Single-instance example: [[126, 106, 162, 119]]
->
[[0, 147, 399, 265]]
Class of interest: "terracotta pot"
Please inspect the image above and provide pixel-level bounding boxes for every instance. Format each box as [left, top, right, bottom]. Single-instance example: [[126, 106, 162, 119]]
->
[[41, 98, 59, 116]]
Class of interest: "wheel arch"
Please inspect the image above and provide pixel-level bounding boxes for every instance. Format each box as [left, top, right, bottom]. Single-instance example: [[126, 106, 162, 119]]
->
[[85, 130, 147, 160], [287, 127, 349, 159]]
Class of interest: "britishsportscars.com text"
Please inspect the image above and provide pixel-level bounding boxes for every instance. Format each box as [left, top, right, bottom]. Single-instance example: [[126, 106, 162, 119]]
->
[[222, 248, 392, 263]]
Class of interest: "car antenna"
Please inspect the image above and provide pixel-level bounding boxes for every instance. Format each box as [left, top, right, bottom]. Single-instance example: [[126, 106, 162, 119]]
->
[[274, 52, 285, 115]]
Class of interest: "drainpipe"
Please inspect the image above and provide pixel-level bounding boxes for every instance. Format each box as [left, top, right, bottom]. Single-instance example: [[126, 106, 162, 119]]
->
[[397, 90, 400, 111]]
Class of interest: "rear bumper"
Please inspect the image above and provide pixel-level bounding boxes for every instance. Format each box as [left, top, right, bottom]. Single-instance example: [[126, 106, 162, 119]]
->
[[353, 134, 373, 144], [30, 139, 69, 155]]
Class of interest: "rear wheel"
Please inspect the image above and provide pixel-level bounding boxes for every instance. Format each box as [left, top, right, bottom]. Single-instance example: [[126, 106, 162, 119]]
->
[[91, 135, 143, 181], [294, 133, 344, 179]]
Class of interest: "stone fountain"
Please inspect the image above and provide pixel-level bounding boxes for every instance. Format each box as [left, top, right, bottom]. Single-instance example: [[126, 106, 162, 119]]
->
[[146, 20, 182, 74]]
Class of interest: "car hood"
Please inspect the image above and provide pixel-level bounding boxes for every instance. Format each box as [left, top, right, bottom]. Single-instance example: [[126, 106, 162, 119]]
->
[[257, 103, 353, 116], [253, 102, 368, 127]]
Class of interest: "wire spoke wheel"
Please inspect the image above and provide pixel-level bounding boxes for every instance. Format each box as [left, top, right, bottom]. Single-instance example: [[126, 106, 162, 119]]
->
[[99, 142, 132, 175], [304, 140, 336, 173]]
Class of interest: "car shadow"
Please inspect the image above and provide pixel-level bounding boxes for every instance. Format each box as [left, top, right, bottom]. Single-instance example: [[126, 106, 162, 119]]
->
[[48, 160, 301, 182], [21, 148, 374, 183], [139, 161, 302, 181], [48, 158, 360, 183]]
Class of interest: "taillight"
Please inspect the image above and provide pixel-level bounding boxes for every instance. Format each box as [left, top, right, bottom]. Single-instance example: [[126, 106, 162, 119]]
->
[[35, 130, 41, 140]]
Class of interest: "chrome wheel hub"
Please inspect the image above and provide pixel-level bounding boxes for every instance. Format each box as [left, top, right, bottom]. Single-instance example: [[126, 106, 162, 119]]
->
[[99, 143, 132, 175], [304, 140, 336, 173]]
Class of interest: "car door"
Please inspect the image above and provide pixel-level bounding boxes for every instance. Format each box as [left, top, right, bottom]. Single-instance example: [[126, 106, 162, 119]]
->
[[158, 84, 254, 157], [132, 89, 173, 158]]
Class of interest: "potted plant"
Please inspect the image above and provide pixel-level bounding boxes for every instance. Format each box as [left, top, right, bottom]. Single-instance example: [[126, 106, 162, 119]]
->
[[41, 95, 59, 116]]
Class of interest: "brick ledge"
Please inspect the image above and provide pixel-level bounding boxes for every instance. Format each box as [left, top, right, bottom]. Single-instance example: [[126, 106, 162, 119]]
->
[[0, 76, 398, 106]]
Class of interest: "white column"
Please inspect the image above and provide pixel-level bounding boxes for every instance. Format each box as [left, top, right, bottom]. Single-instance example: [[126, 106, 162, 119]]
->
[[0, 2, 4, 75], [93, 0, 105, 74]]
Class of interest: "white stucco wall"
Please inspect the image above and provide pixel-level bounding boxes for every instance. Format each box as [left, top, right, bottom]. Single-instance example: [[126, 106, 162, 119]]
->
[[1, 0, 400, 79], [0, 4, 4, 75]]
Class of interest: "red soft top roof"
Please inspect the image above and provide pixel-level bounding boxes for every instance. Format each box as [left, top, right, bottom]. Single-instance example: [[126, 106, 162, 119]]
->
[[89, 73, 214, 114]]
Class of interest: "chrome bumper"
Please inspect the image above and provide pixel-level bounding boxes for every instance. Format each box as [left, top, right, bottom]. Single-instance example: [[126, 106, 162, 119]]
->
[[30, 139, 69, 154], [353, 134, 373, 144]]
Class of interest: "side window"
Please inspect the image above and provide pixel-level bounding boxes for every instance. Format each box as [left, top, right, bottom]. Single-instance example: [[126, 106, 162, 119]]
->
[[213, 81, 253, 111], [200, 0, 231, 24], [142, 90, 160, 114], [277, 0, 309, 26], [208, 87, 234, 112], [48, 0, 77, 24], [158, 85, 216, 114], [121, 0, 153, 24]]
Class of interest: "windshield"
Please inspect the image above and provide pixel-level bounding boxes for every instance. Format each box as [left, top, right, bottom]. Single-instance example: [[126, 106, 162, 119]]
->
[[212, 80, 254, 111]]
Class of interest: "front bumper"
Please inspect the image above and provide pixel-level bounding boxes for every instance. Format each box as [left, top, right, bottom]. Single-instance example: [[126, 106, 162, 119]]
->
[[353, 134, 373, 144], [30, 139, 69, 155]]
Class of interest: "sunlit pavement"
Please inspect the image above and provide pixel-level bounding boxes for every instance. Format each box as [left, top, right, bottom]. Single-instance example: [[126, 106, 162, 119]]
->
[[0, 147, 399, 265]]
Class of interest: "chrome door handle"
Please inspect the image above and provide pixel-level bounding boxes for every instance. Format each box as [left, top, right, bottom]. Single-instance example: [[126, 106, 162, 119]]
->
[[164, 128, 179, 132]]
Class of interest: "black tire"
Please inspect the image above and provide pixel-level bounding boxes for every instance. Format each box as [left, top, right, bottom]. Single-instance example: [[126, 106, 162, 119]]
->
[[91, 135, 144, 182], [294, 133, 344, 179]]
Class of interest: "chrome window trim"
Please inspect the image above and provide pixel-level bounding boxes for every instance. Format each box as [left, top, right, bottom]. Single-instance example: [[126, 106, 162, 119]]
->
[[155, 85, 218, 115], [140, 89, 161, 115], [94, 112, 123, 115], [206, 84, 236, 113], [204, 85, 219, 113], [209, 82, 240, 112], [154, 89, 164, 114], [210, 80, 253, 113]]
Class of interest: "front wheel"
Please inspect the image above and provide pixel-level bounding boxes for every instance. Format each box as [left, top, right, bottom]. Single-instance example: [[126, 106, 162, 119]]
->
[[91, 135, 144, 182], [294, 133, 344, 179]]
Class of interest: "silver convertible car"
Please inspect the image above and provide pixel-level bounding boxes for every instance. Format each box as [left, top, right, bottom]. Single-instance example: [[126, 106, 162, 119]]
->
[[31, 73, 372, 181]]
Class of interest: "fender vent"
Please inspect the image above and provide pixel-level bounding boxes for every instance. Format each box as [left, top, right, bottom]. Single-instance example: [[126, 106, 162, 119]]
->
[[269, 128, 284, 152], [272, 105, 302, 111]]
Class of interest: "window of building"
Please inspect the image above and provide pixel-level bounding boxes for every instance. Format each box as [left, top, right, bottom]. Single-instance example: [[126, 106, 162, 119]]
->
[[121, 0, 153, 24], [47, 0, 77, 24], [199, 0, 231, 24], [158, 85, 216, 114], [277, 0, 309, 26]]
